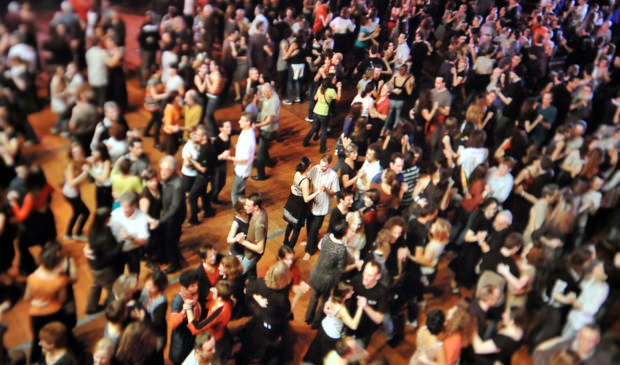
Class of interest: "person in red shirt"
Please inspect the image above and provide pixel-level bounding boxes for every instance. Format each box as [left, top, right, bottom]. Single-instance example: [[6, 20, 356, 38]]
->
[[195, 244, 220, 305], [260, 245, 310, 311], [186, 280, 233, 363]]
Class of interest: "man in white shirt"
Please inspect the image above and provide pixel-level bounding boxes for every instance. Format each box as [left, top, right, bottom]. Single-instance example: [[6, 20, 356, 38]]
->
[[182, 332, 216, 365], [249, 5, 268, 36], [394, 33, 411, 69], [226, 113, 256, 205], [304, 154, 340, 260], [85, 37, 108, 108], [108, 192, 149, 275], [485, 157, 516, 203], [357, 144, 382, 193]]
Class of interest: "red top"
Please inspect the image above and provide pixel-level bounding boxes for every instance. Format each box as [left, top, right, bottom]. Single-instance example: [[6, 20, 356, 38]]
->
[[11, 184, 54, 222], [375, 96, 391, 116], [443, 332, 462, 365], [187, 291, 232, 341], [313, 3, 329, 34], [203, 263, 220, 287], [461, 178, 485, 212]]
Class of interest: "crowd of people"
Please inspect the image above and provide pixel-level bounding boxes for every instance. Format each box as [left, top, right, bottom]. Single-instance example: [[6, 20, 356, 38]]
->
[[0, 0, 619, 364]]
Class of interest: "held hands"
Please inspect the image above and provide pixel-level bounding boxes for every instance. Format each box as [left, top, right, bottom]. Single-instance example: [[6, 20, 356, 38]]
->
[[234, 232, 246, 243], [497, 263, 510, 276], [357, 296, 368, 309], [253, 294, 268, 308]]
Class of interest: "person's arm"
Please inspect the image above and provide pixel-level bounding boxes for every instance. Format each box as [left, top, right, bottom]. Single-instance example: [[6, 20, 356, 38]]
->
[[169, 296, 186, 331], [472, 332, 500, 354], [409, 245, 437, 267], [341, 170, 361, 189], [497, 263, 529, 291], [187, 305, 226, 335], [10, 192, 34, 222], [362, 303, 384, 324], [226, 221, 241, 244], [66, 163, 89, 187], [421, 104, 438, 122], [91, 160, 111, 185], [300, 177, 322, 203], [338, 302, 365, 330]]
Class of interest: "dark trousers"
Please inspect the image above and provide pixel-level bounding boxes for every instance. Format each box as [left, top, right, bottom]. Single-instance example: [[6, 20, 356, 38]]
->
[[303, 114, 329, 152], [204, 95, 219, 137], [123, 247, 143, 275], [210, 164, 227, 201], [92, 86, 106, 109], [139, 48, 157, 85], [163, 219, 183, 267], [305, 214, 325, 255], [305, 287, 329, 325], [256, 131, 275, 177], [65, 195, 90, 236], [188, 174, 211, 221], [283, 222, 303, 248], [95, 185, 113, 210], [144, 109, 162, 144]]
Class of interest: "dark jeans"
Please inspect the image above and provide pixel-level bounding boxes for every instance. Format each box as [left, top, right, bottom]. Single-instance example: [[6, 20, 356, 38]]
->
[[303, 114, 329, 152], [188, 174, 211, 221], [123, 247, 143, 275], [306, 83, 317, 119], [65, 194, 90, 236], [204, 95, 219, 137], [305, 214, 325, 256], [92, 86, 106, 109], [163, 219, 184, 267], [144, 109, 162, 144], [139, 48, 157, 85], [210, 164, 227, 201], [95, 185, 113, 209], [305, 287, 329, 325], [256, 130, 275, 177], [283, 222, 303, 248]]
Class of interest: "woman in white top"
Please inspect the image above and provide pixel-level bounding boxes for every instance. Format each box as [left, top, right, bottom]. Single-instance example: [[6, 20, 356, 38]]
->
[[409, 309, 447, 365], [50, 65, 68, 134], [562, 260, 609, 338], [89, 143, 113, 209], [63, 143, 91, 241], [303, 282, 367, 364], [102, 124, 129, 163], [410, 218, 452, 287]]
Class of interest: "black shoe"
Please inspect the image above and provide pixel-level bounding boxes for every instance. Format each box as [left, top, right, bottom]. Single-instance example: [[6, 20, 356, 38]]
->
[[212, 199, 227, 205], [302, 141, 310, 147], [252, 175, 269, 181], [188, 219, 200, 226], [164, 265, 182, 275], [313, 133, 320, 141], [266, 159, 277, 167], [203, 208, 216, 217]]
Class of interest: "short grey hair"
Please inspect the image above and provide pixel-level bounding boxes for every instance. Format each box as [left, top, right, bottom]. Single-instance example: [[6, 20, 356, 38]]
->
[[159, 155, 177, 170], [103, 101, 119, 112], [497, 209, 513, 224]]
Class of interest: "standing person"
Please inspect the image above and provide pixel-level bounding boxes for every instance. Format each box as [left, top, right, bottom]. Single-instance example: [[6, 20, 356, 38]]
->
[[161, 92, 183, 156], [187, 126, 216, 224], [85, 37, 108, 109], [169, 270, 201, 365], [202, 60, 223, 137], [225, 113, 256, 206], [304, 154, 340, 261], [305, 223, 348, 327], [348, 260, 389, 348], [23, 244, 68, 364], [408, 309, 447, 364], [159, 155, 187, 274], [253, 84, 280, 181], [103, 36, 128, 114], [282, 157, 322, 248], [138, 269, 169, 364], [303, 78, 343, 153], [108, 192, 149, 276], [88, 143, 113, 209], [426, 76, 452, 155], [137, 11, 160, 87], [62, 143, 90, 241], [525, 91, 558, 148], [235, 193, 267, 279], [84, 208, 122, 314], [211, 120, 231, 205]]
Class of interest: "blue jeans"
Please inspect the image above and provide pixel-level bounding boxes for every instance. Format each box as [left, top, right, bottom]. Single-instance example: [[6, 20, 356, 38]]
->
[[385, 99, 405, 131], [231, 174, 247, 206]]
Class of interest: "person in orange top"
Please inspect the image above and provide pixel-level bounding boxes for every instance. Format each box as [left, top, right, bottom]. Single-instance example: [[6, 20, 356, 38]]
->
[[23, 243, 70, 364], [259, 245, 310, 312], [441, 300, 475, 365], [8, 165, 57, 275], [196, 244, 220, 306], [312, 0, 331, 34], [161, 91, 183, 155], [186, 280, 233, 363]]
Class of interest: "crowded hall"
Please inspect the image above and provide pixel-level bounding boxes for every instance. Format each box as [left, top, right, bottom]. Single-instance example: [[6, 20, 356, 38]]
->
[[0, 0, 619, 364]]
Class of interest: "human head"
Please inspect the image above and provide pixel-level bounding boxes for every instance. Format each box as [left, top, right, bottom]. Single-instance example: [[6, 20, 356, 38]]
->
[[39, 243, 62, 270], [128, 138, 144, 157], [493, 210, 513, 231], [336, 190, 354, 209], [549, 349, 580, 365], [39, 322, 68, 353], [103, 101, 119, 121], [362, 260, 381, 289], [112, 273, 138, 301], [426, 309, 445, 335], [319, 154, 333, 172], [576, 325, 600, 358], [434, 76, 446, 90], [159, 155, 177, 181], [116, 322, 157, 365], [199, 244, 218, 266], [219, 255, 243, 280], [389, 153, 404, 174], [478, 284, 501, 307], [119, 191, 138, 218], [277, 245, 295, 268], [145, 269, 168, 297], [265, 261, 291, 290], [93, 338, 115, 365], [179, 269, 199, 293], [219, 120, 232, 136], [429, 218, 451, 243], [195, 332, 216, 362], [239, 113, 252, 129], [296, 156, 311, 173]]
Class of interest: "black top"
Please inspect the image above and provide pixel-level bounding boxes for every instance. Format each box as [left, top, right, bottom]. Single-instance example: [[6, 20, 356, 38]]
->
[[196, 141, 217, 177], [160, 174, 187, 223], [327, 207, 346, 233], [339, 163, 357, 190], [246, 278, 291, 336], [475, 333, 521, 365], [348, 272, 388, 340], [479, 249, 520, 278], [407, 219, 429, 249], [142, 186, 162, 219], [214, 136, 231, 167]]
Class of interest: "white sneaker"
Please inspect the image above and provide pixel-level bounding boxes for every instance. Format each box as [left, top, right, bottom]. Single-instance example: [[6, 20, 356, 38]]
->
[[305, 117, 313, 122], [283, 100, 293, 105]]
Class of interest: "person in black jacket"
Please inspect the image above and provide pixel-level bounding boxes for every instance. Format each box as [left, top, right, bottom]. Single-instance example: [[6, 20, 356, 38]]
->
[[137, 11, 161, 87], [158, 155, 187, 274], [85, 208, 122, 314], [187, 126, 216, 225]]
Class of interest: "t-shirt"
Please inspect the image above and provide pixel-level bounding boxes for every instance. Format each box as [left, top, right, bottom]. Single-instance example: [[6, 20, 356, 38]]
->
[[109, 207, 150, 251], [313, 87, 337, 116], [85, 46, 107, 87], [479, 249, 520, 278], [327, 207, 346, 233], [234, 128, 256, 178], [349, 272, 388, 342]]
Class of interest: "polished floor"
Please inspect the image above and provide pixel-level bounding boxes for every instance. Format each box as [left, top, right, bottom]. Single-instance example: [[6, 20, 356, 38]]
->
[[0, 10, 545, 365]]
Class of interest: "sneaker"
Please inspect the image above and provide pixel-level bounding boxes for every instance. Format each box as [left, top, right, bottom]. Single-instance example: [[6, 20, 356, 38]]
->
[[295, 98, 302, 103], [60, 132, 70, 138], [73, 234, 88, 242], [63, 235, 73, 241], [283, 99, 293, 105], [305, 117, 313, 122], [406, 319, 418, 329]]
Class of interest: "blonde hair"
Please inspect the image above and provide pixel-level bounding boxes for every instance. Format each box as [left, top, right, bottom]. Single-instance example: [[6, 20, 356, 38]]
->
[[430, 218, 451, 243], [265, 261, 291, 290]]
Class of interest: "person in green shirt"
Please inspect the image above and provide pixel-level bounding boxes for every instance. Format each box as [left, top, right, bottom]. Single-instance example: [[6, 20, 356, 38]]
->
[[303, 78, 342, 153]]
